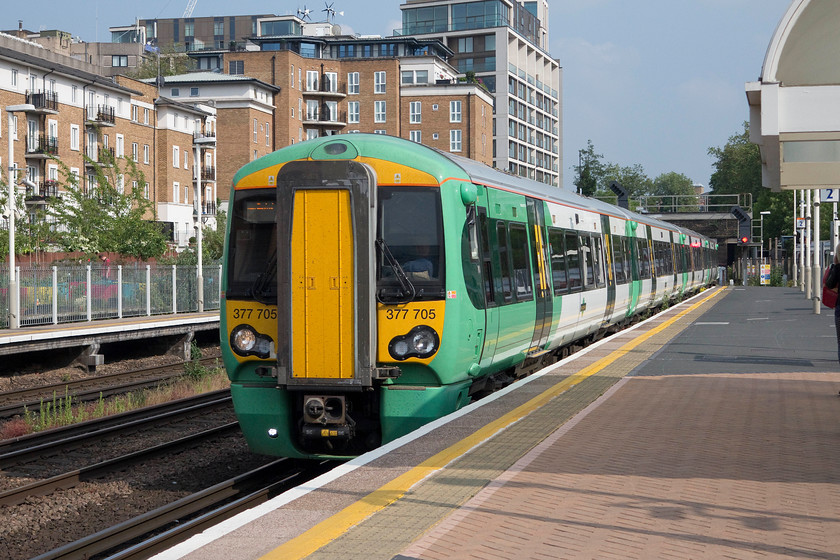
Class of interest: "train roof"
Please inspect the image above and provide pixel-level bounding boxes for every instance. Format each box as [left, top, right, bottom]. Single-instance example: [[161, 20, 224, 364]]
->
[[235, 134, 711, 244]]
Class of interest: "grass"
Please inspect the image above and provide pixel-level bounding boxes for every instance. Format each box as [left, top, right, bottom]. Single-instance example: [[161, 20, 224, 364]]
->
[[0, 355, 230, 440]]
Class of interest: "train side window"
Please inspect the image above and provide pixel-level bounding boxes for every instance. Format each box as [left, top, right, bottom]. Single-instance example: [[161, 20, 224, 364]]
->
[[638, 239, 651, 280], [479, 211, 497, 307], [579, 235, 594, 288], [497, 221, 513, 302], [612, 235, 625, 284], [509, 223, 533, 301], [548, 228, 568, 295], [591, 236, 605, 287], [565, 231, 581, 290]]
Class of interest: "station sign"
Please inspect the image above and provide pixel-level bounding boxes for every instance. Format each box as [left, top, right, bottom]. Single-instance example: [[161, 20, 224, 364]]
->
[[820, 188, 840, 202], [796, 218, 805, 229]]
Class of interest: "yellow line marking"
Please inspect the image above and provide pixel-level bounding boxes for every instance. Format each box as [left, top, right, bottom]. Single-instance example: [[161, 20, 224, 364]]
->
[[260, 287, 724, 560]]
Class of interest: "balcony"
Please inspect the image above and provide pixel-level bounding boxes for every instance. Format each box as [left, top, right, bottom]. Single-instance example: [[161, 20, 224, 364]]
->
[[201, 201, 217, 216], [84, 146, 115, 166], [194, 130, 217, 145], [25, 180, 60, 204], [200, 166, 215, 181], [303, 79, 347, 99], [85, 105, 116, 127], [303, 110, 347, 127], [26, 135, 59, 158], [25, 90, 59, 114]]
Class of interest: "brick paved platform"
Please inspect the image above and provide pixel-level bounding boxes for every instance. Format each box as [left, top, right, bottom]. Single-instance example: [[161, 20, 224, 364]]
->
[[161, 286, 840, 560]]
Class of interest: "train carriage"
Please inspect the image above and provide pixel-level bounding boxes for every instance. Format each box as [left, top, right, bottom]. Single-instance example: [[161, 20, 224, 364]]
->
[[221, 134, 717, 459]]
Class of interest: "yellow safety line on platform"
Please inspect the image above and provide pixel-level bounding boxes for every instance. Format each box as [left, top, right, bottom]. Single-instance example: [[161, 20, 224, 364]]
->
[[260, 287, 725, 560]]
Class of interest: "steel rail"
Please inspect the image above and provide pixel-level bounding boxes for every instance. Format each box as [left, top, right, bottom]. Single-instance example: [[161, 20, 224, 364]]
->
[[0, 390, 232, 468], [0, 422, 240, 508]]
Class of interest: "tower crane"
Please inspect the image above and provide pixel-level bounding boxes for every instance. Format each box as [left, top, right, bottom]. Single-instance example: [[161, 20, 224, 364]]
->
[[183, 0, 198, 18]]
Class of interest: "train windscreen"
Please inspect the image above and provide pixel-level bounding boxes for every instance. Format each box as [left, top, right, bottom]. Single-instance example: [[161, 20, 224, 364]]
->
[[376, 186, 445, 302], [227, 191, 277, 303]]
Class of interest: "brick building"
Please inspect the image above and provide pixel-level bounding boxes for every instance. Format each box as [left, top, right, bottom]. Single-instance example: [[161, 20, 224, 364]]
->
[[0, 32, 215, 250]]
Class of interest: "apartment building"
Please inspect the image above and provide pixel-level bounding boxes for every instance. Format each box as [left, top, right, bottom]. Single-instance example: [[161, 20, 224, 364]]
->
[[186, 19, 493, 189], [0, 32, 215, 249], [399, 0, 561, 186], [151, 72, 277, 203]]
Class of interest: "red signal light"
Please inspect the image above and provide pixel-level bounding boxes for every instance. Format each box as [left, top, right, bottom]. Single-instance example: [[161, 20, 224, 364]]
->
[[739, 236, 749, 245]]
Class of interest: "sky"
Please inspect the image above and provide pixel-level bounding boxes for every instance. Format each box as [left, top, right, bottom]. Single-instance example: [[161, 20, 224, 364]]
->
[[5, 0, 795, 191]]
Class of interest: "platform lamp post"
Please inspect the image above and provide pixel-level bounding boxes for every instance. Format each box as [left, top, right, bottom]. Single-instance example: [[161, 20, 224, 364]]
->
[[759, 211, 771, 262], [6, 104, 34, 329]]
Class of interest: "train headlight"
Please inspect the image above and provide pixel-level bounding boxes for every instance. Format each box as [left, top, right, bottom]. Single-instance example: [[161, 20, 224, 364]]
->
[[230, 325, 273, 359], [388, 326, 439, 361]]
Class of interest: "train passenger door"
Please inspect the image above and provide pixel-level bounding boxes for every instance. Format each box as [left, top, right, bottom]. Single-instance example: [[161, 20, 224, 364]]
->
[[600, 215, 616, 327], [477, 205, 500, 366], [626, 221, 641, 317], [526, 198, 552, 354]]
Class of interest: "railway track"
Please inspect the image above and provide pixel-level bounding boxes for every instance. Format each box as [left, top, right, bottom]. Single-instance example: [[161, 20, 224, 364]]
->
[[0, 356, 222, 418], [33, 459, 337, 560], [0, 390, 232, 471]]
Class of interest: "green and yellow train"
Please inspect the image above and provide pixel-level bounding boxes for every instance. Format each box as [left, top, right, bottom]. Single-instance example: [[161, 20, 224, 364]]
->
[[221, 134, 717, 459]]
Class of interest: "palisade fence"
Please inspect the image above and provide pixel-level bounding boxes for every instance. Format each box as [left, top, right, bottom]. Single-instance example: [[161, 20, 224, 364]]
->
[[0, 263, 223, 329]]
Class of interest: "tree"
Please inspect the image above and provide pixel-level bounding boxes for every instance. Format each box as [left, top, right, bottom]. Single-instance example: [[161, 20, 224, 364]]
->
[[650, 172, 696, 197], [707, 121, 762, 198], [127, 45, 195, 81], [48, 149, 168, 259], [573, 140, 604, 197], [599, 162, 652, 198]]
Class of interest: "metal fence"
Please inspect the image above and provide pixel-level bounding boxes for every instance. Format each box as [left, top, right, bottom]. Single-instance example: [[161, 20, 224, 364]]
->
[[0, 263, 222, 329]]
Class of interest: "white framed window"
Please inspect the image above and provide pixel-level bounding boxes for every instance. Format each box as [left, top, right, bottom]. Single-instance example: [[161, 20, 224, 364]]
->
[[409, 101, 421, 124], [409, 130, 422, 143], [173, 181, 180, 203], [374, 129, 386, 135], [184, 185, 189, 204], [70, 124, 80, 151], [132, 105, 139, 122], [306, 128, 318, 140], [306, 70, 319, 91], [117, 174, 125, 194], [374, 100, 386, 123], [144, 182, 149, 199], [374, 71, 386, 94], [132, 142, 138, 161], [348, 72, 359, 94], [306, 100, 319, 120], [173, 146, 180, 168], [324, 101, 338, 122], [324, 72, 338, 92], [144, 144, 150, 164], [290, 65, 295, 88], [450, 100, 462, 123], [116, 134, 124, 158], [144, 108, 149, 125], [253, 118, 258, 142], [266, 123, 270, 145], [184, 149, 188, 169], [72, 85, 78, 104], [11, 69, 17, 87], [348, 101, 359, 123], [450, 129, 462, 152]]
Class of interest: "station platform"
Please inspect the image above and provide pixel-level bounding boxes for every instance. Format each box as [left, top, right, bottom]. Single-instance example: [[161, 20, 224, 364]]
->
[[0, 312, 219, 357], [157, 286, 840, 560]]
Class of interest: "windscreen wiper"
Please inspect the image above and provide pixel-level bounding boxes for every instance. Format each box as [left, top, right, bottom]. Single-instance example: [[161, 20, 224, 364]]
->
[[250, 254, 277, 304], [375, 238, 416, 304]]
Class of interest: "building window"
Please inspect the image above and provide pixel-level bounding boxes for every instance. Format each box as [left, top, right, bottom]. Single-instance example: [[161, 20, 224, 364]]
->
[[144, 144, 150, 164], [144, 108, 150, 125], [374, 100, 386, 123], [112, 55, 128, 67], [190, 87, 199, 96], [229, 60, 244, 75], [348, 101, 359, 123], [306, 70, 319, 91], [173, 146, 179, 168], [72, 85, 78, 104], [173, 181, 180, 203], [324, 101, 338, 122], [184, 149, 189, 169], [374, 71, 386, 94], [266, 123, 271, 145], [348, 72, 359, 94], [132, 105, 138, 121], [184, 185, 189, 204], [410, 130, 421, 143], [324, 72, 338, 92], [116, 134, 124, 158], [374, 129, 386, 135], [306, 100, 319, 120], [450, 130, 462, 152], [132, 142, 138, 161], [70, 125, 79, 151], [450, 100, 462, 123], [306, 129, 318, 140], [253, 118, 257, 142], [11, 69, 17, 87], [409, 101, 421, 123], [170, 88, 180, 97]]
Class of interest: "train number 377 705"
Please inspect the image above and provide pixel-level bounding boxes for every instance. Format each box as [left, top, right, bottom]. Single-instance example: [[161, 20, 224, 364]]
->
[[232, 308, 278, 320], [384, 308, 437, 320]]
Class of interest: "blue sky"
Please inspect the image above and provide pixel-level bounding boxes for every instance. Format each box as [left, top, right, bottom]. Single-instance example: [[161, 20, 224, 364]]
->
[[6, 0, 793, 190]]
